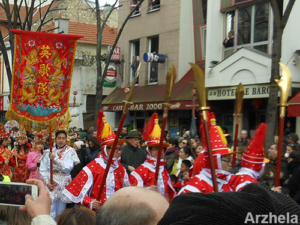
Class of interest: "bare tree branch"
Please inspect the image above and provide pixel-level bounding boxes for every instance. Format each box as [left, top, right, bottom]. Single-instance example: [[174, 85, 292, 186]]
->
[[100, 0, 118, 32], [94, 0, 145, 118], [0, 30, 12, 87], [33, 0, 48, 10], [17, 0, 24, 29], [39, 18, 54, 29], [23, 0, 30, 29], [13, 0, 18, 29], [36, 0, 55, 31], [45, 26, 59, 32], [102, 0, 144, 78], [27, 0, 36, 30], [47, 7, 67, 12], [2, 0, 12, 30], [39, 0, 42, 24], [281, 0, 295, 28]]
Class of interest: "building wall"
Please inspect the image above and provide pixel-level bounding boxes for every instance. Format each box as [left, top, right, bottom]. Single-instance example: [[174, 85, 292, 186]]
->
[[205, 0, 224, 77], [118, 0, 181, 87], [70, 44, 113, 128], [206, 0, 300, 87], [178, 0, 195, 79], [281, 0, 300, 84], [46, 0, 96, 25], [204, 0, 300, 135]]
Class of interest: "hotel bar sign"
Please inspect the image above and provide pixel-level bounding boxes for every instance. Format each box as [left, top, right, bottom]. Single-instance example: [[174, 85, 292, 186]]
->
[[208, 84, 270, 100]]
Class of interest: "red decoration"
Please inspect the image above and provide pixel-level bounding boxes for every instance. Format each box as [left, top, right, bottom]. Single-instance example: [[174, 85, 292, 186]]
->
[[241, 123, 267, 172], [6, 30, 82, 125]]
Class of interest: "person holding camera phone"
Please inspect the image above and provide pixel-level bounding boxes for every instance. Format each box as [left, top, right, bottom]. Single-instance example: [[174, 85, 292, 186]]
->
[[40, 130, 80, 219]]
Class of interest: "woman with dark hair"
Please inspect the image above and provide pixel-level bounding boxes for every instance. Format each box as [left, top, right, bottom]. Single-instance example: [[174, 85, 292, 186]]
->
[[165, 138, 179, 173], [86, 136, 101, 163], [171, 147, 193, 177], [10, 130, 31, 182]]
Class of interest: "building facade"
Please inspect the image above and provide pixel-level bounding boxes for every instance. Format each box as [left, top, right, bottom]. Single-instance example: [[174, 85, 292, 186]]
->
[[204, 0, 300, 136], [103, 0, 200, 135]]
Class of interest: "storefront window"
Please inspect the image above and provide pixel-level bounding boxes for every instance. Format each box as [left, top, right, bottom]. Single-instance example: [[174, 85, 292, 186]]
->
[[148, 36, 159, 84]]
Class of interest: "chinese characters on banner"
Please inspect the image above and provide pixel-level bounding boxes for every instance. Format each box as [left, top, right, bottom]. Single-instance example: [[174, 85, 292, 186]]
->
[[6, 30, 82, 128]]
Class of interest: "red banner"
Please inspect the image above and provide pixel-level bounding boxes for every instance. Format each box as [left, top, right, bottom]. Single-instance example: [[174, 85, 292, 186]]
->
[[7, 30, 82, 125]]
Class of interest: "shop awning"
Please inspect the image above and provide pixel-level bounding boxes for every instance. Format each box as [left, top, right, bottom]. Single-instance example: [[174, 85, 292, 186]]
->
[[288, 92, 300, 117], [102, 69, 199, 111]]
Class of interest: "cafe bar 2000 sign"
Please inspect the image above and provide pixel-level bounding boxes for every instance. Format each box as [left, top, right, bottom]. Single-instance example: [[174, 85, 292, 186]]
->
[[103, 102, 164, 112]]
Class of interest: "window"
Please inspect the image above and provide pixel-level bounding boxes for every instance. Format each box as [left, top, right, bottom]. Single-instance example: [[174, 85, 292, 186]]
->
[[148, 36, 159, 84], [130, 0, 141, 15], [130, 40, 140, 85], [224, 2, 270, 57], [237, 3, 269, 50], [148, 0, 160, 11]]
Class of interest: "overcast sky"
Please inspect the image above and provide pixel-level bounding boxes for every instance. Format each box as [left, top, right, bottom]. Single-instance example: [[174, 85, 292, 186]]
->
[[100, 0, 119, 6]]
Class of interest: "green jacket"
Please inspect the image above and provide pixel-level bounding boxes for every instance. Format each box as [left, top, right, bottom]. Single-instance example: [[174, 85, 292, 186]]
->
[[121, 142, 146, 174]]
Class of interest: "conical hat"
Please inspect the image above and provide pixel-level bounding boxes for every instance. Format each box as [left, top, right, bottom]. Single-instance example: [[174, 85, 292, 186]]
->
[[202, 112, 232, 169], [204, 112, 232, 156], [241, 123, 267, 172], [143, 113, 169, 148], [97, 110, 125, 146]]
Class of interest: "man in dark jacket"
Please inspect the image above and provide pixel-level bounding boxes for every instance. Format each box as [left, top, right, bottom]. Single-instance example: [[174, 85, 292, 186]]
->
[[86, 136, 101, 163], [121, 130, 146, 174], [285, 151, 300, 204]]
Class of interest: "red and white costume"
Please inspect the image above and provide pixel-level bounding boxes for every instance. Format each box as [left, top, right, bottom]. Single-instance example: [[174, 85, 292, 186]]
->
[[228, 123, 268, 191], [63, 110, 128, 208], [40, 144, 79, 218], [130, 113, 175, 200], [63, 149, 129, 208], [130, 155, 175, 200], [179, 113, 234, 194]]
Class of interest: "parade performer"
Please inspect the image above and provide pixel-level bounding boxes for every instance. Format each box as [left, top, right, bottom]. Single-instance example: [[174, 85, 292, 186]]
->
[[229, 123, 268, 192], [0, 131, 12, 178], [10, 130, 31, 182], [178, 114, 234, 194], [129, 113, 176, 200], [63, 111, 129, 209], [26, 132, 45, 179], [40, 130, 80, 219]]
